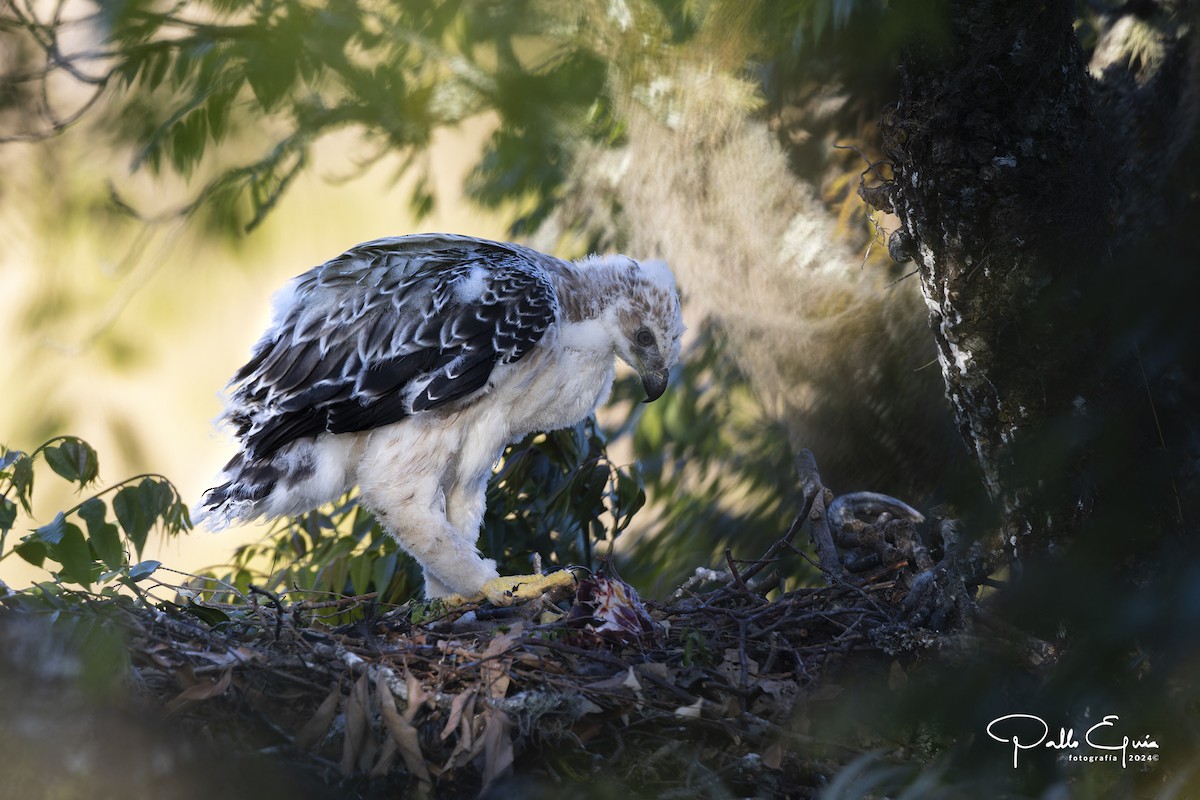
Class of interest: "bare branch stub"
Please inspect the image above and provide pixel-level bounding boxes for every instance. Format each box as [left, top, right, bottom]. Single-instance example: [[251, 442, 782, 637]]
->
[[795, 450, 843, 583]]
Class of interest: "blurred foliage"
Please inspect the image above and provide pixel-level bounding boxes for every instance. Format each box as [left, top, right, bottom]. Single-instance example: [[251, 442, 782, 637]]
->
[[3, 0, 627, 234], [608, 325, 816, 594], [2, 0, 893, 232]]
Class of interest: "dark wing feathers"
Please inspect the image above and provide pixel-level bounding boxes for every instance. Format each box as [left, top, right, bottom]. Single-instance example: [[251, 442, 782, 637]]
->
[[354, 349, 440, 398], [414, 355, 497, 411], [226, 235, 560, 459], [249, 407, 324, 458]]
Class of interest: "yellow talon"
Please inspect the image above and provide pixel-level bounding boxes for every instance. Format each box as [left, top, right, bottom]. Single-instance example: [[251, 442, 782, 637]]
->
[[437, 570, 576, 608], [481, 570, 577, 606]]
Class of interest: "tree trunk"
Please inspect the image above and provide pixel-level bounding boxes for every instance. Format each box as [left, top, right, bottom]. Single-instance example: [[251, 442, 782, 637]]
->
[[878, 0, 1200, 560]]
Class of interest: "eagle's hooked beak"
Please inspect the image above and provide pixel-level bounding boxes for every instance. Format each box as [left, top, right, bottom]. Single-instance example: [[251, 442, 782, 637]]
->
[[640, 366, 670, 403]]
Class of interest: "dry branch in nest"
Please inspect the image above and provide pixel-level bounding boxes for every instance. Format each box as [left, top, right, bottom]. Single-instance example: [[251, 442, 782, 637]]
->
[[6, 451, 1012, 798]]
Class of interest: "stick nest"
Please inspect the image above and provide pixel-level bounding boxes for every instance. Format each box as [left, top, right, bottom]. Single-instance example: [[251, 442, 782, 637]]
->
[[127, 566, 934, 798], [6, 451, 987, 798]]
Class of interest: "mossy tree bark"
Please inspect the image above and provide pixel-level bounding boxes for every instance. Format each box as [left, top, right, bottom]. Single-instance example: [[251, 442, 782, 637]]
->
[[877, 0, 1200, 562]]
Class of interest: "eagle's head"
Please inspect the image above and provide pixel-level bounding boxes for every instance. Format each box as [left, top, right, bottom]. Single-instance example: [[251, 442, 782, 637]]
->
[[612, 258, 686, 402]]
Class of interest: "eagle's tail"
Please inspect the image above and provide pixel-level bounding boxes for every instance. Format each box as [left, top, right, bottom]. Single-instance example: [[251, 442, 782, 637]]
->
[[193, 451, 279, 530], [193, 436, 357, 529]]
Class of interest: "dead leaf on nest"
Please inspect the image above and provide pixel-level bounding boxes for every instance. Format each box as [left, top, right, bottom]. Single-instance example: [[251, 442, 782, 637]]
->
[[586, 667, 646, 719], [762, 743, 783, 770], [178, 646, 257, 668], [165, 667, 232, 713], [369, 735, 399, 778], [576, 697, 603, 715], [475, 628, 521, 789], [339, 672, 372, 777], [635, 661, 672, 681], [717, 648, 760, 686], [295, 683, 341, 750], [376, 669, 432, 793], [145, 642, 182, 669], [752, 678, 799, 717], [404, 668, 428, 722], [440, 689, 475, 742], [586, 666, 642, 694], [444, 693, 485, 772], [480, 622, 521, 700], [480, 706, 514, 794]]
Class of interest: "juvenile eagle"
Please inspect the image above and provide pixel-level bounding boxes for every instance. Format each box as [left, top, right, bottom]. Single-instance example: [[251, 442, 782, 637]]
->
[[197, 233, 685, 604]]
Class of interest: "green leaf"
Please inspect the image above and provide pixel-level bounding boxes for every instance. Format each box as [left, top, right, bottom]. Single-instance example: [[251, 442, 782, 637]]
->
[[91, 518, 126, 572], [144, 48, 171, 92], [241, 38, 299, 111], [128, 560, 161, 581], [43, 446, 76, 481], [613, 466, 646, 534], [371, 550, 398, 598], [113, 484, 153, 557], [349, 552, 372, 596], [77, 497, 106, 530], [10, 454, 34, 513], [78, 496, 128, 571], [0, 497, 16, 534], [184, 599, 231, 627], [206, 85, 238, 142], [289, 527, 308, 557], [14, 538, 47, 567], [323, 555, 349, 597], [233, 568, 252, 597], [146, 478, 175, 517], [171, 41, 202, 87], [54, 523, 97, 588], [170, 110, 209, 176], [44, 439, 100, 486]]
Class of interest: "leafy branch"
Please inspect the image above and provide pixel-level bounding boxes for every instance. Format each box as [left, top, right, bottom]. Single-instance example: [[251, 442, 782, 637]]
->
[[0, 437, 189, 592], [2, 0, 619, 235]]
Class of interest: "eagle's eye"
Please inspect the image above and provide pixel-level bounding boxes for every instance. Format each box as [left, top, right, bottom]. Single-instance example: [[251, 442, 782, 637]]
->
[[635, 328, 656, 348]]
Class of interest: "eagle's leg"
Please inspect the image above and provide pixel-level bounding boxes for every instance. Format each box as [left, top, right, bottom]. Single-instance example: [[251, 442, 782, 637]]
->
[[438, 479, 576, 605], [391, 515, 500, 600], [362, 474, 576, 605], [421, 571, 454, 599], [358, 485, 500, 599]]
